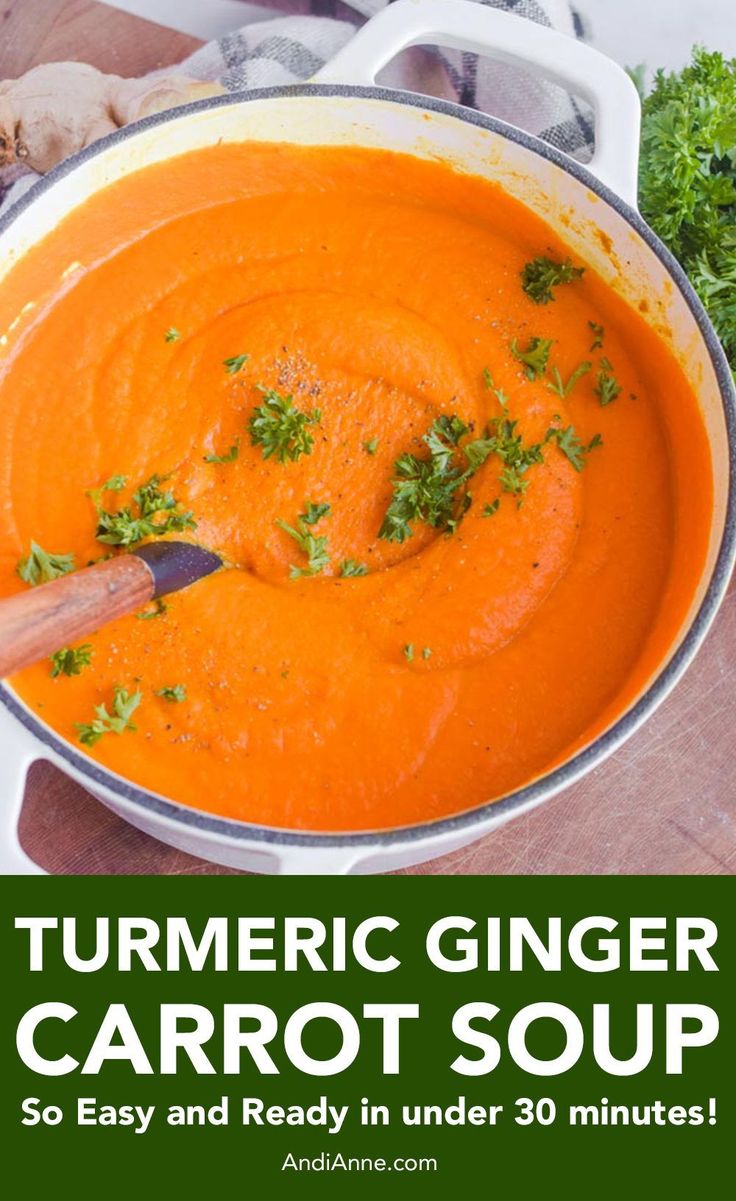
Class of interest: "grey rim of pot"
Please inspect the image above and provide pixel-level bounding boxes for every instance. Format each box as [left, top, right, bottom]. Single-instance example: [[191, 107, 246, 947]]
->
[[0, 84, 734, 849]]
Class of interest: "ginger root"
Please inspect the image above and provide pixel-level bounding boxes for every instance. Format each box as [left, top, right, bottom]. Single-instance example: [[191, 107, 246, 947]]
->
[[0, 62, 225, 177]]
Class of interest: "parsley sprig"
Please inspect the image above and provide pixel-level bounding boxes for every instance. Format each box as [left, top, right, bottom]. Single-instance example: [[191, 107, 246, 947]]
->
[[547, 425, 603, 471], [277, 502, 331, 578], [249, 386, 321, 463], [17, 542, 76, 586], [340, 559, 368, 577], [50, 644, 92, 678], [378, 415, 493, 543], [588, 321, 605, 350], [594, 359, 622, 406], [493, 420, 547, 498], [483, 368, 509, 408], [75, 686, 142, 747], [224, 354, 249, 375], [521, 256, 585, 304], [204, 439, 240, 464], [547, 360, 592, 398], [89, 474, 196, 547], [511, 336, 554, 380], [155, 684, 187, 703]]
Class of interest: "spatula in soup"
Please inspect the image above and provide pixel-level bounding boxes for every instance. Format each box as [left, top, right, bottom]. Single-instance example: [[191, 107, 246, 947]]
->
[[0, 542, 221, 677]]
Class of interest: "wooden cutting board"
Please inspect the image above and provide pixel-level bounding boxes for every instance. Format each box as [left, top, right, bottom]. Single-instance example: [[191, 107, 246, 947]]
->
[[3, 0, 735, 875]]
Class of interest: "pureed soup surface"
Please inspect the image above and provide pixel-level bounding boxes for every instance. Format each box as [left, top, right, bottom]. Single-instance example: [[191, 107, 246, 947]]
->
[[0, 143, 712, 831]]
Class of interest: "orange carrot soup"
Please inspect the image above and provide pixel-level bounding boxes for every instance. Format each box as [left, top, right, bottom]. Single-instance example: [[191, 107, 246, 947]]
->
[[0, 143, 712, 830]]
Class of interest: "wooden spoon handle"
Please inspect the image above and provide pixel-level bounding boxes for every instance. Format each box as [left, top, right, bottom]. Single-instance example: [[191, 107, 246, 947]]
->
[[0, 555, 155, 677]]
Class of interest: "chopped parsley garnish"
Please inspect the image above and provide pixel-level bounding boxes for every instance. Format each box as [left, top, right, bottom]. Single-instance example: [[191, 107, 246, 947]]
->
[[404, 644, 433, 663], [340, 559, 368, 577], [589, 321, 605, 350], [594, 359, 622, 406], [430, 414, 472, 447], [483, 368, 509, 408], [492, 417, 547, 497], [155, 684, 187, 703], [100, 474, 127, 492], [521, 256, 585, 304], [378, 414, 490, 543], [204, 438, 240, 464], [547, 360, 592, 398], [164, 327, 181, 343], [363, 437, 379, 455], [90, 473, 196, 547], [379, 409, 550, 539], [511, 336, 554, 380], [75, 685, 142, 747], [249, 385, 321, 463], [547, 424, 603, 472], [380, 379, 605, 541], [136, 598, 168, 621], [50, 644, 92, 678], [223, 354, 249, 375], [277, 502, 331, 578], [302, 502, 331, 525], [17, 542, 76, 586]]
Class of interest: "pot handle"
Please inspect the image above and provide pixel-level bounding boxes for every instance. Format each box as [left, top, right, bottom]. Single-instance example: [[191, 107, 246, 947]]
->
[[313, 0, 641, 207], [0, 714, 45, 874]]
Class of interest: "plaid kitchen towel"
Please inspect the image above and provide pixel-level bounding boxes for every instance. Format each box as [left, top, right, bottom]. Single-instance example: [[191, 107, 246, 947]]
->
[[0, 0, 592, 213]]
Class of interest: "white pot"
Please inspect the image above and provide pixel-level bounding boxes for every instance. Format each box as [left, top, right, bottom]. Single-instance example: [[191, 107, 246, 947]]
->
[[0, 1, 733, 875]]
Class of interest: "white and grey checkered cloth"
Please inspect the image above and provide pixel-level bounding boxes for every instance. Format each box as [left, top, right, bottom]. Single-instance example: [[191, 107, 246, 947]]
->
[[1, 0, 593, 213]]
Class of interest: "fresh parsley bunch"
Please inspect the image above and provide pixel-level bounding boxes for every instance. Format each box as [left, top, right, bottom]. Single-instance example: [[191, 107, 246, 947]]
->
[[638, 48, 736, 370]]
